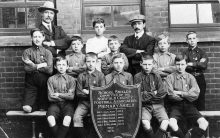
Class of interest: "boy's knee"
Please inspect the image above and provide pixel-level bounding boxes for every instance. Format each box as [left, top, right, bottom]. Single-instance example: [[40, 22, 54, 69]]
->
[[63, 116, 72, 127], [23, 105, 32, 113], [197, 117, 209, 130], [47, 116, 56, 127], [142, 120, 151, 130], [73, 116, 83, 127], [169, 118, 178, 131], [160, 120, 169, 130]]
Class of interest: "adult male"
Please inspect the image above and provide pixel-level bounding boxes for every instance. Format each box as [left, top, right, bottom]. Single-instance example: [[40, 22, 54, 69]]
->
[[38, 1, 71, 58], [120, 14, 155, 75]]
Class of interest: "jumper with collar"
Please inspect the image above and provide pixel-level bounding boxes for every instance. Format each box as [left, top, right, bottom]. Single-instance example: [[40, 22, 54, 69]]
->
[[39, 22, 71, 57], [120, 32, 155, 75]]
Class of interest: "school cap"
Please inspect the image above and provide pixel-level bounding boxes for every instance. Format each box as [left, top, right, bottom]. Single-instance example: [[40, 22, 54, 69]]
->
[[129, 14, 146, 23]]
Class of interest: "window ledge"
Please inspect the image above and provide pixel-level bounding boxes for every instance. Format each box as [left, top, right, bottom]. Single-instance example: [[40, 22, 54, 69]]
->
[[0, 36, 31, 47], [169, 31, 220, 43]]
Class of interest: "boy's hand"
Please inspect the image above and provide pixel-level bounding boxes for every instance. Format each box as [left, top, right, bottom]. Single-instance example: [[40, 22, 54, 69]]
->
[[154, 90, 157, 95], [200, 58, 206, 62], [187, 62, 193, 66], [37, 63, 47, 69], [24, 59, 33, 64], [83, 89, 89, 94], [158, 67, 165, 71], [174, 90, 182, 96], [43, 41, 52, 47], [54, 93, 59, 97], [136, 50, 145, 54]]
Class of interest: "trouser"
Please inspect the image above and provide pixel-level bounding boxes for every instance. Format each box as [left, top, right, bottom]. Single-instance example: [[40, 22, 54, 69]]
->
[[193, 74, 206, 111], [23, 72, 49, 111]]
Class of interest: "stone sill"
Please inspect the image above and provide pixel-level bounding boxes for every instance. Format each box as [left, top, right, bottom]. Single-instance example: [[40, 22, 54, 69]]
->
[[0, 31, 220, 47]]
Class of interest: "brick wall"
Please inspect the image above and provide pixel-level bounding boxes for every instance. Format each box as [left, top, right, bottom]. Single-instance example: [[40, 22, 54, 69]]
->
[[0, 42, 220, 114]]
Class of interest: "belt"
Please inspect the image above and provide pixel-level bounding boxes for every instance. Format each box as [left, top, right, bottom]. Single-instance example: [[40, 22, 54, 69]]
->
[[191, 72, 203, 76]]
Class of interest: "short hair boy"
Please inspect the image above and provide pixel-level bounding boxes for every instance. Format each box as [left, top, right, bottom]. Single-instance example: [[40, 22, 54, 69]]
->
[[101, 35, 129, 75], [22, 28, 53, 113], [66, 36, 86, 78], [153, 34, 176, 79], [47, 57, 76, 138], [73, 52, 106, 138], [166, 54, 208, 138], [134, 53, 169, 138], [182, 31, 208, 111], [105, 54, 133, 85]]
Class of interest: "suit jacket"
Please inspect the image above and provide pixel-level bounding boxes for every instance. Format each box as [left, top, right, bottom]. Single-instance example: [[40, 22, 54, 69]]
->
[[39, 23, 71, 57], [120, 33, 155, 64]]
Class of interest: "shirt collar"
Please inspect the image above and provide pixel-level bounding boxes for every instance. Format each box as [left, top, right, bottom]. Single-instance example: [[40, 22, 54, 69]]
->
[[141, 70, 153, 76], [31, 44, 44, 50], [83, 69, 98, 77], [188, 46, 199, 52], [55, 73, 68, 80], [42, 21, 52, 30], [158, 51, 171, 56], [109, 51, 120, 56], [176, 72, 187, 80], [135, 30, 144, 39], [69, 52, 82, 57], [112, 70, 125, 76]]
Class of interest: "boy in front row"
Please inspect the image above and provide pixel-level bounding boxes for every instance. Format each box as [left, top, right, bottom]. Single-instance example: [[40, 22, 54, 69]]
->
[[101, 35, 129, 75], [134, 53, 169, 138], [66, 36, 86, 78], [47, 57, 76, 138], [166, 54, 208, 138], [73, 52, 106, 138], [105, 54, 133, 85]]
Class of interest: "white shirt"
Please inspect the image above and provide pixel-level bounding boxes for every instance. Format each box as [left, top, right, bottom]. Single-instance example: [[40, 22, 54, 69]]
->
[[86, 36, 110, 58], [42, 21, 52, 32], [135, 30, 144, 39]]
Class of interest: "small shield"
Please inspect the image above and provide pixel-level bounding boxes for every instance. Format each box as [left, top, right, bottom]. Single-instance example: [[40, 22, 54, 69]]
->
[[90, 79, 141, 138]]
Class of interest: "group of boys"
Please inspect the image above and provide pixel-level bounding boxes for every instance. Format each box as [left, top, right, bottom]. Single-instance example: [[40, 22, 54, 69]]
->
[[21, 4, 209, 138]]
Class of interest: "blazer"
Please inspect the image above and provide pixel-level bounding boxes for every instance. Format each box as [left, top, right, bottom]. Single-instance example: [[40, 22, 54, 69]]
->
[[120, 33, 155, 64], [39, 23, 71, 57]]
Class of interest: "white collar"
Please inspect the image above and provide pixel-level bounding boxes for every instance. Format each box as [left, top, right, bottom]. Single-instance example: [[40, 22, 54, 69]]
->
[[42, 21, 52, 30], [135, 30, 144, 39]]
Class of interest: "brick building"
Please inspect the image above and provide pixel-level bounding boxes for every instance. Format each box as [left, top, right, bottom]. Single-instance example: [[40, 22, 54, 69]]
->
[[0, 0, 220, 114]]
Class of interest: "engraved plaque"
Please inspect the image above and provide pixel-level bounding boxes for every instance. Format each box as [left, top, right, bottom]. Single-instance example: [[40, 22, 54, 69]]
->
[[90, 80, 141, 138]]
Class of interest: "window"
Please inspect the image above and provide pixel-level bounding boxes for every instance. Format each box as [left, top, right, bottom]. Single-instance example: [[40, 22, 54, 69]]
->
[[0, 0, 55, 36], [169, 0, 220, 30], [82, 0, 142, 34]]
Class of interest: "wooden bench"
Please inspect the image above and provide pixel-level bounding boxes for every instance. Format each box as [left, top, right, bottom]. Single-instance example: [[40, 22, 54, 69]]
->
[[200, 111, 220, 138], [6, 111, 47, 138]]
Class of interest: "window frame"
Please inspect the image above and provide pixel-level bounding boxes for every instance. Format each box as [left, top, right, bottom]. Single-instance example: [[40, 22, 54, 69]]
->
[[168, 0, 220, 31], [0, 0, 56, 36], [81, 0, 143, 34]]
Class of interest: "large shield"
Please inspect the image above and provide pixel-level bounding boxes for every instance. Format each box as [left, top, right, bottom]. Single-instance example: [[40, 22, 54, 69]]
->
[[90, 79, 141, 138]]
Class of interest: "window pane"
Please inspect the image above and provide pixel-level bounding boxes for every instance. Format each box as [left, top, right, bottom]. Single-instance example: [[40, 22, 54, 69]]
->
[[170, 4, 197, 24], [17, 8, 25, 28], [1, 7, 17, 28], [113, 5, 140, 26], [198, 3, 220, 23], [27, 7, 38, 28], [84, 6, 111, 27]]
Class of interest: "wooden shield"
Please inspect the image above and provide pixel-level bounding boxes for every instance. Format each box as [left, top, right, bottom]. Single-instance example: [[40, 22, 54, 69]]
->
[[90, 80, 141, 138]]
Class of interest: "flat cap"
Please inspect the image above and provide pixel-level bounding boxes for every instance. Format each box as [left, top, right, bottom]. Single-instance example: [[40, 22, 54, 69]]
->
[[129, 14, 145, 22]]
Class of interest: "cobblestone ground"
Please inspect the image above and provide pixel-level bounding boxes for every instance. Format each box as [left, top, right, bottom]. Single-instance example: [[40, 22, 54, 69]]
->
[[0, 115, 220, 138]]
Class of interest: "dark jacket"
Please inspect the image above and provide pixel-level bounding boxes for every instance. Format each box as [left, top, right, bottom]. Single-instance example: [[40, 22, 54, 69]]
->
[[120, 33, 155, 64], [39, 23, 71, 57]]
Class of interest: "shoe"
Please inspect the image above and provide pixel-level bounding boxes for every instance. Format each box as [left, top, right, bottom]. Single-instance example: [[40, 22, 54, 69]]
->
[[185, 129, 192, 138], [39, 132, 44, 138]]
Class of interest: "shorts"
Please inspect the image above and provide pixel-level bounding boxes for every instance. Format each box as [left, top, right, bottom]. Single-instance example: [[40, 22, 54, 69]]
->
[[142, 103, 169, 122], [47, 102, 74, 119], [73, 101, 90, 127], [168, 100, 203, 124]]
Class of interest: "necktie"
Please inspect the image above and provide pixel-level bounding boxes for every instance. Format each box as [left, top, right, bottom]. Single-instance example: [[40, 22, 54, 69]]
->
[[136, 36, 139, 40], [48, 25, 52, 33]]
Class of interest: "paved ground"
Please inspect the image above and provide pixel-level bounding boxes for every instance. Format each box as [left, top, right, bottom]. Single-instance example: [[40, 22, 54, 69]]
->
[[0, 115, 220, 138]]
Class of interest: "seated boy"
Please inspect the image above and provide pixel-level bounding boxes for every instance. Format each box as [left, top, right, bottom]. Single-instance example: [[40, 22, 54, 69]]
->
[[86, 18, 110, 71], [134, 53, 169, 138], [22, 28, 53, 112], [73, 52, 106, 138], [101, 35, 129, 75], [66, 36, 86, 78], [166, 54, 208, 138], [47, 57, 76, 138], [105, 54, 133, 85], [153, 34, 176, 80]]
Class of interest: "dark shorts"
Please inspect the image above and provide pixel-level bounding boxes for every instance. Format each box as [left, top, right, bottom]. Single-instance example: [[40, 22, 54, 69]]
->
[[47, 102, 74, 119], [168, 100, 203, 124]]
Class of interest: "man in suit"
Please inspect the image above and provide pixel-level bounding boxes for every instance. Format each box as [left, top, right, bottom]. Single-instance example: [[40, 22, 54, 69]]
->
[[120, 14, 155, 76], [38, 1, 71, 58]]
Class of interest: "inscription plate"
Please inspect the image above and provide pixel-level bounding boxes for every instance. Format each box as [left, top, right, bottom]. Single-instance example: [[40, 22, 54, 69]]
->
[[90, 80, 141, 138]]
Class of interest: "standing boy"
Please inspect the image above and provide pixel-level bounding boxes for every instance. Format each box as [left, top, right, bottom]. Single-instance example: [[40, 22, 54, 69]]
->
[[120, 14, 155, 76], [73, 52, 106, 138], [66, 36, 86, 78], [166, 54, 208, 138], [134, 53, 169, 138], [182, 31, 208, 111], [22, 28, 53, 113], [101, 35, 129, 75], [105, 54, 133, 85], [153, 34, 176, 80], [47, 57, 76, 138], [86, 18, 110, 71]]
